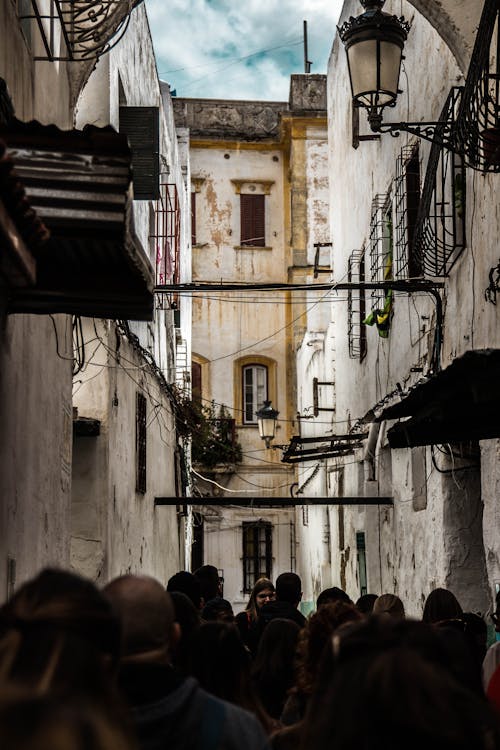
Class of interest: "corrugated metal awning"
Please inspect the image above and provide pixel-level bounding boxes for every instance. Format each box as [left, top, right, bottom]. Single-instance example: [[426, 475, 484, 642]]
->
[[1, 119, 153, 320], [377, 349, 500, 448]]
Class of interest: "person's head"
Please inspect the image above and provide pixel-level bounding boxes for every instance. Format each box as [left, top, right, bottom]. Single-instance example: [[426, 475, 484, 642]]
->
[[0, 568, 120, 699], [356, 594, 378, 615], [0, 692, 133, 750], [194, 565, 221, 602], [187, 622, 250, 703], [202, 598, 234, 623], [169, 591, 200, 674], [166, 571, 202, 610], [104, 575, 178, 664], [252, 618, 300, 719], [422, 588, 463, 624], [301, 618, 500, 750], [246, 578, 275, 620], [373, 593, 405, 620], [276, 573, 302, 607], [296, 601, 362, 697], [316, 587, 351, 609]]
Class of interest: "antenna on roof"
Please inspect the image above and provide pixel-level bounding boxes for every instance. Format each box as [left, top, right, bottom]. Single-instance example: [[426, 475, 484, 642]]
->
[[303, 20, 312, 73]]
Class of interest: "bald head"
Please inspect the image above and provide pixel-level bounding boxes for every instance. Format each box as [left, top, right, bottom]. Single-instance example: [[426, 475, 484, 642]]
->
[[104, 575, 176, 662]]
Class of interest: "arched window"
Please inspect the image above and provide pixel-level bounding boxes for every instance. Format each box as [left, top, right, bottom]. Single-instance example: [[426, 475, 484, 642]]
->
[[242, 364, 267, 424]]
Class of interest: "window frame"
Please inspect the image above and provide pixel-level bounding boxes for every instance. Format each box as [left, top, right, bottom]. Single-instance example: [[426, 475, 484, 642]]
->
[[242, 521, 273, 594], [135, 391, 147, 495], [242, 363, 268, 424]]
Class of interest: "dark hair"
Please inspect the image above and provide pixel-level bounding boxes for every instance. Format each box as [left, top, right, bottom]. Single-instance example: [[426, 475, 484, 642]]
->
[[301, 618, 500, 750], [356, 594, 378, 615], [252, 618, 300, 720], [295, 601, 362, 699], [169, 591, 200, 674], [0, 693, 133, 750], [276, 573, 302, 605], [187, 622, 272, 732], [166, 571, 202, 610], [316, 587, 351, 609], [0, 569, 120, 695], [194, 565, 220, 602], [422, 588, 463, 624], [202, 598, 233, 622]]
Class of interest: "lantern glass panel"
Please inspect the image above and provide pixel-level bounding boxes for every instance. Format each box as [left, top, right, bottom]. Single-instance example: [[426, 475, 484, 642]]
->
[[379, 40, 403, 99], [348, 38, 403, 108], [258, 416, 276, 441]]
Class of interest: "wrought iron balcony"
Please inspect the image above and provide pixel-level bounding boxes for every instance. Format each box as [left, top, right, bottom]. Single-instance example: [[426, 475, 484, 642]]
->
[[17, 0, 144, 61]]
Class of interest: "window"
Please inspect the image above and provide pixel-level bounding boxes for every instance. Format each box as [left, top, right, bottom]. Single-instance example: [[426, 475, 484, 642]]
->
[[135, 392, 147, 494], [394, 145, 422, 278], [242, 522, 273, 593], [119, 106, 160, 200], [191, 191, 197, 246], [347, 249, 367, 361], [240, 194, 265, 247], [243, 364, 267, 423], [356, 532, 368, 596], [192, 361, 202, 404]]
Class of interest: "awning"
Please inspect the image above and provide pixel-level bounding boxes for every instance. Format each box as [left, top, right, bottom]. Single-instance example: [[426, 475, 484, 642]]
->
[[281, 433, 368, 463], [377, 349, 500, 448], [1, 119, 154, 320]]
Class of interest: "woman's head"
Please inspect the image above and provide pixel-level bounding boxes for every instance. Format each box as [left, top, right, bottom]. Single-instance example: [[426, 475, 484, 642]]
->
[[0, 568, 120, 700], [373, 593, 405, 620], [422, 588, 463, 624], [246, 578, 275, 620], [301, 618, 500, 750], [296, 601, 362, 697]]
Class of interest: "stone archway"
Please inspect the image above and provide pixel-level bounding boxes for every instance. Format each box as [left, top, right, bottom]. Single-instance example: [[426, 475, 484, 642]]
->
[[406, 0, 483, 73]]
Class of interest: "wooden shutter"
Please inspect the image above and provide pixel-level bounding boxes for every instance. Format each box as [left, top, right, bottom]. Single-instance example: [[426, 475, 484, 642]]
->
[[191, 191, 197, 245], [240, 194, 265, 246], [119, 106, 159, 200], [406, 150, 422, 277], [192, 361, 202, 403]]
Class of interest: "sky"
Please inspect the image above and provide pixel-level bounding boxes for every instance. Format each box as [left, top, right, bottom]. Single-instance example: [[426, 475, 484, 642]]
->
[[145, 0, 344, 102]]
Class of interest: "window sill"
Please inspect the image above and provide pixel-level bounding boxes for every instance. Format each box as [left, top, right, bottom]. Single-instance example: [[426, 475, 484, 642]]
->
[[234, 245, 272, 251]]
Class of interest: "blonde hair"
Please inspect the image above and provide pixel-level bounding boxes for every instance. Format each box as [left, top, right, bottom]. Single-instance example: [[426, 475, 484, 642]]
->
[[373, 594, 405, 620]]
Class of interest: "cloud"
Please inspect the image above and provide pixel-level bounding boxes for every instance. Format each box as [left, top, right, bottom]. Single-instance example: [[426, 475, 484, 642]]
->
[[145, 0, 343, 100]]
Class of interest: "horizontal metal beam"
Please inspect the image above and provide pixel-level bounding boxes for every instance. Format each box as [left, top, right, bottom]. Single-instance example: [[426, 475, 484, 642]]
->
[[155, 496, 393, 507], [155, 280, 444, 294]]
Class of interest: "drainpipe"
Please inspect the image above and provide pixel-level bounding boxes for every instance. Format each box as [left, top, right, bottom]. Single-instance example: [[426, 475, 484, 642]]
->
[[363, 422, 380, 482]]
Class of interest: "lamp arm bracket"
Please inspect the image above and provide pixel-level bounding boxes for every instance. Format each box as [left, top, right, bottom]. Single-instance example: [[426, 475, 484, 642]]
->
[[374, 120, 456, 150]]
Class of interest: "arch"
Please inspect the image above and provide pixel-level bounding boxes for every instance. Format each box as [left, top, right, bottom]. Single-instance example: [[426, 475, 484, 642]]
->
[[406, 1, 483, 74], [233, 355, 278, 426]]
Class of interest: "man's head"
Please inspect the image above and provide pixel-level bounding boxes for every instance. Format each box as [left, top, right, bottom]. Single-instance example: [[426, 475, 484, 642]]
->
[[104, 575, 178, 663], [166, 571, 202, 610], [194, 565, 222, 602], [276, 572, 302, 607]]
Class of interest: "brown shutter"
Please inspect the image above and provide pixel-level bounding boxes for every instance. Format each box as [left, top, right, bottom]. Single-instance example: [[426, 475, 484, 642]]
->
[[192, 361, 202, 403], [406, 150, 422, 276], [191, 191, 197, 245], [119, 106, 160, 200], [240, 194, 265, 246]]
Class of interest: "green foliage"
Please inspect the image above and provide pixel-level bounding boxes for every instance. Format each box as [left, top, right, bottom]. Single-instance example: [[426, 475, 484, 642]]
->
[[176, 396, 242, 470]]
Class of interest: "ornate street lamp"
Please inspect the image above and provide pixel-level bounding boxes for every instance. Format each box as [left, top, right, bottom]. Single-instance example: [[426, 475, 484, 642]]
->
[[256, 400, 279, 449], [338, 0, 410, 132]]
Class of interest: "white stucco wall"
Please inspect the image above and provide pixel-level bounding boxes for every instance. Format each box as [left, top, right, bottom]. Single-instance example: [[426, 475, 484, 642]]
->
[[322, 0, 498, 614], [0, 2, 76, 598]]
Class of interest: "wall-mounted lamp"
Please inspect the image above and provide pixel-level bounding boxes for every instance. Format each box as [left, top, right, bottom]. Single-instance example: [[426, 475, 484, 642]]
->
[[256, 400, 279, 449], [338, 0, 410, 132]]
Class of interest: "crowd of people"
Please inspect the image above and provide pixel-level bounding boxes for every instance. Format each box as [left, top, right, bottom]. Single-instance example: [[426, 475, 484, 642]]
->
[[1, 563, 500, 749]]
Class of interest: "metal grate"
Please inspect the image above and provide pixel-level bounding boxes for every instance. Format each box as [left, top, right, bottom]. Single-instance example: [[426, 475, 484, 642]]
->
[[369, 194, 392, 306], [413, 91, 466, 277], [347, 249, 367, 360], [155, 180, 181, 310], [456, 0, 500, 172], [135, 391, 147, 495], [16, 0, 140, 61], [394, 145, 422, 278], [242, 522, 272, 594]]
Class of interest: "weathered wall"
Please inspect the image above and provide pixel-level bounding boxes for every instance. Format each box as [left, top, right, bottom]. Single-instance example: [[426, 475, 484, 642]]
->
[[324, 0, 497, 614], [71, 319, 180, 584], [0, 1, 75, 598]]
